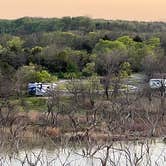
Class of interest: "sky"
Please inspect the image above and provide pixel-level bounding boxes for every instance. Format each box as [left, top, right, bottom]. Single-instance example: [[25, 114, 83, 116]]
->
[[0, 0, 166, 21]]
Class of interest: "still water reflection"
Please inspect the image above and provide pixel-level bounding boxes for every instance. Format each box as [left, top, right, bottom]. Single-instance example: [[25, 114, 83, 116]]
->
[[0, 138, 166, 166]]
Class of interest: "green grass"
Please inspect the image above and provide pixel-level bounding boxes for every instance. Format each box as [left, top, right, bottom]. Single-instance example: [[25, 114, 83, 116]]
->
[[7, 97, 47, 112], [24, 97, 47, 112]]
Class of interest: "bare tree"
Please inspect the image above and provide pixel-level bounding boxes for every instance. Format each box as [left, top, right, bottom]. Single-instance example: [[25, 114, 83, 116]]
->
[[97, 49, 127, 99]]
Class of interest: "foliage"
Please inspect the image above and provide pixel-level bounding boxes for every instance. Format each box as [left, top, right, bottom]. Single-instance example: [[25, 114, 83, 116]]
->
[[120, 62, 132, 77], [93, 39, 126, 54], [7, 37, 24, 52], [15, 65, 57, 83], [82, 62, 96, 77], [0, 17, 165, 80]]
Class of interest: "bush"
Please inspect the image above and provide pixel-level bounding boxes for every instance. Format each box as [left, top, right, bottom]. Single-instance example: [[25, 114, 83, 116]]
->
[[63, 72, 82, 79], [82, 62, 95, 77]]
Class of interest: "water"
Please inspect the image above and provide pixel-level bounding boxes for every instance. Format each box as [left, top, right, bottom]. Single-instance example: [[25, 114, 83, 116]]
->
[[0, 138, 166, 166]]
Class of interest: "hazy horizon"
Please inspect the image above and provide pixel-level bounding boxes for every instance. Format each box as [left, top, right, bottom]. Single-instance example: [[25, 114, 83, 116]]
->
[[1, 0, 166, 21]]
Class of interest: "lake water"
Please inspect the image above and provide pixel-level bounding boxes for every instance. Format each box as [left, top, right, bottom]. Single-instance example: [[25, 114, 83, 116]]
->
[[0, 138, 166, 166]]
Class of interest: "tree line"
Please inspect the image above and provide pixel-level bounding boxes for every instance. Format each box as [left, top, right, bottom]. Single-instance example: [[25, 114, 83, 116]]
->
[[1, 17, 166, 35], [0, 17, 166, 93]]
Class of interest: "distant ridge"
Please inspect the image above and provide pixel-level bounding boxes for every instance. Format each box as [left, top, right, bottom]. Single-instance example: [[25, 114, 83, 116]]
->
[[0, 16, 166, 35]]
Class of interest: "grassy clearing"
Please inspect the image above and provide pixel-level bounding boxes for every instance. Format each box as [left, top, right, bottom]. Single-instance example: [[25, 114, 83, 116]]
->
[[24, 97, 47, 112], [6, 97, 47, 112]]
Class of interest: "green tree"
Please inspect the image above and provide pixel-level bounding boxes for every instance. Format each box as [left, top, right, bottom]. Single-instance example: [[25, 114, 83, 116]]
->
[[120, 62, 132, 77], [7, 37, 24, 52], [117, 36, 134, 47], [94, 39, 126, 54], [83, 62, 96, 77]]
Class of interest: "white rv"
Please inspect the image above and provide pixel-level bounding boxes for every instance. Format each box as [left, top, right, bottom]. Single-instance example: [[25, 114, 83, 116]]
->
[[149, 79, 166, 89], [28, 82, 57, 96]]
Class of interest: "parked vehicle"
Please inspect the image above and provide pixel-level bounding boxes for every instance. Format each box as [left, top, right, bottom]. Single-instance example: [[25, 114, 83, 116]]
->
[[28, 82, 57, 96], [149, 79, 166, 89]]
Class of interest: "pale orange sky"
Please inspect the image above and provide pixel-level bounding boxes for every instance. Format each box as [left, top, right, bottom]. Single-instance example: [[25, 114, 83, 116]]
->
[[0, 0, 166, 21]]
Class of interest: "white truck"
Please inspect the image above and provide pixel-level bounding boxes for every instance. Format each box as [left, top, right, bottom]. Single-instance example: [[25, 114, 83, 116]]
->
[[28, 82, 57, 96]]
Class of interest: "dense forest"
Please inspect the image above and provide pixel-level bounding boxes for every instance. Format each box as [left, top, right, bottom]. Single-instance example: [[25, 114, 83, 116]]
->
[[1, 16, 166, 90]]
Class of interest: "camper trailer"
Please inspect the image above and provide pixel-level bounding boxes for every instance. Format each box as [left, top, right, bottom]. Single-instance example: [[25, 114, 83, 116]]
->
[[28, 82, 57, 96], [149, 79, 166, 89]]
